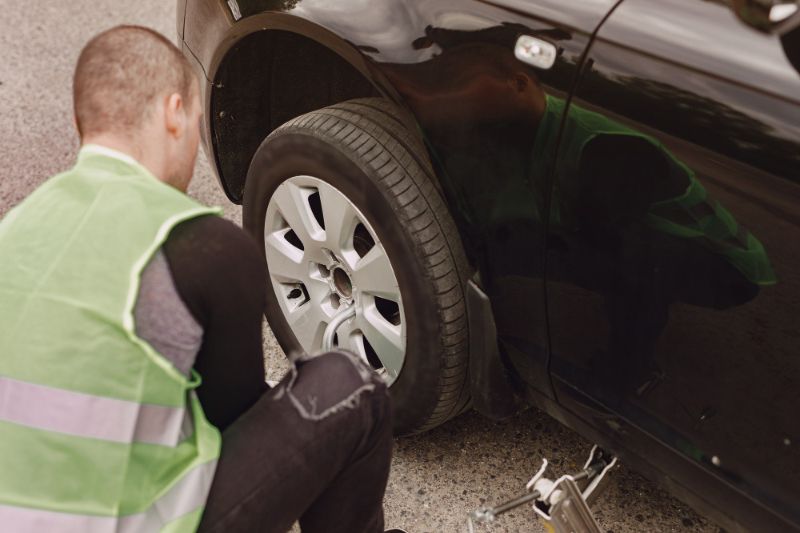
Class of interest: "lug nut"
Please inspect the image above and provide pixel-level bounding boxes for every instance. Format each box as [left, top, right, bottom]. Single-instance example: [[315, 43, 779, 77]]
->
[[288, 288, 303, 299]]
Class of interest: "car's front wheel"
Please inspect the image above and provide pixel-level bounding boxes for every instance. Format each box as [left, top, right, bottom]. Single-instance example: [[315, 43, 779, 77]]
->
[[243, 98, 471, 434]]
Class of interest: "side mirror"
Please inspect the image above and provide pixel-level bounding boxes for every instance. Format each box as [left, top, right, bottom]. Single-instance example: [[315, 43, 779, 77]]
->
[[731, 0, 800, 33]]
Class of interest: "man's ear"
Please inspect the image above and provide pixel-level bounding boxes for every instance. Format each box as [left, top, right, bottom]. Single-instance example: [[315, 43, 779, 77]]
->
[[164, 92, 185, 138]]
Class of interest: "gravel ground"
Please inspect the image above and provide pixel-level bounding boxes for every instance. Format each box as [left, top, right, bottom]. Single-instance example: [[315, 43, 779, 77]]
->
[[0, 2, 721, 531]]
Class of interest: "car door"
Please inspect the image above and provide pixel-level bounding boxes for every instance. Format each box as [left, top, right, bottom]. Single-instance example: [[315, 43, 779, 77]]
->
[[375, 0, 622, 399], [545, 0, 800, 530]]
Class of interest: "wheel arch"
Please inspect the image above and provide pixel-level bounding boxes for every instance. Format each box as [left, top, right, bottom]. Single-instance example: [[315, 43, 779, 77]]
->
[[206, 14, 410, 203]]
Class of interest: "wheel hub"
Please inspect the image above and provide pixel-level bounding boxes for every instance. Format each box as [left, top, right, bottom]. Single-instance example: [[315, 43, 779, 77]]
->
[[332, 266, 353, 299]]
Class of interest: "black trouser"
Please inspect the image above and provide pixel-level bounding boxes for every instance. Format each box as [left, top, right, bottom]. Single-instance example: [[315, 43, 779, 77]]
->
[[197, 351, 394, 533]]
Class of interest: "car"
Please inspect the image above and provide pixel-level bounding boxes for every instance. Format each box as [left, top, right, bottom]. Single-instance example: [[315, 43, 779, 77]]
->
[[177, 0, 800, 530]]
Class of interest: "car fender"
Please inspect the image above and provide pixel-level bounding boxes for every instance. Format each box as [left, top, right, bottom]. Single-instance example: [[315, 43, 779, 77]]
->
[[186, 4, 409, 105]]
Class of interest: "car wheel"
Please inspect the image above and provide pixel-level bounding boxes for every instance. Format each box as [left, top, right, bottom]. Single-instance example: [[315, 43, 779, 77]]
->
[[243, 98, 471, 434]]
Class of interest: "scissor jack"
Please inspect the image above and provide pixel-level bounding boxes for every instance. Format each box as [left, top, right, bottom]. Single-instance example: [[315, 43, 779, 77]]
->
[[468, 446, 618, 533]]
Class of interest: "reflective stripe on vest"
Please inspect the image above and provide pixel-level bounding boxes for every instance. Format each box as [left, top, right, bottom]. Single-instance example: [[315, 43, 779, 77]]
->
[[0, 376, 190, 446], [0, 459, 216, 532]]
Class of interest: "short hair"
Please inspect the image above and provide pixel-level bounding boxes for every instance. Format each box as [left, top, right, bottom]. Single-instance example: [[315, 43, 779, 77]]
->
[[73, 25, 197, 138]]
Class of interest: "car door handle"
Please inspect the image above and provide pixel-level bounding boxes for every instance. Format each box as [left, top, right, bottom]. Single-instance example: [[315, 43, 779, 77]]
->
[[514, 35, 557, 70]]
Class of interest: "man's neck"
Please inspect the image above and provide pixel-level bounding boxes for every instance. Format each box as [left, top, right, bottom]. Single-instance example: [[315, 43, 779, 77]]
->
[[81, 134, 165, 182]]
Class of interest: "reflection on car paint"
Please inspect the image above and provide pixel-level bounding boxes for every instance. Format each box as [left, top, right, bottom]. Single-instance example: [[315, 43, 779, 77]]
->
[[381, 23, 776, 394], [549, 0, 800, 521], [379, 17, 790, 515], [544, 95, 775, 391]]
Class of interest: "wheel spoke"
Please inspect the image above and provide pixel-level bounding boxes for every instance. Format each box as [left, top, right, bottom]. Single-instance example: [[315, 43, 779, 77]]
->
[[264, 232, 306, 283], [352, 245, 401, 301], [285, 300, 328, 353], [317, 182, 360, 258], [358, 306, 405, 379], [332, 317, 362, 356], [306, 276, 335, 310], [271, 182, 324, 248]]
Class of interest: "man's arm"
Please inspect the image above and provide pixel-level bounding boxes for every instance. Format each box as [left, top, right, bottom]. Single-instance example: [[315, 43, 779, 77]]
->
[[164, 215, 269, 431]]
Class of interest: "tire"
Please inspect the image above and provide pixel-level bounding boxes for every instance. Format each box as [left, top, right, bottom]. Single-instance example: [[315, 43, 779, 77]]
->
[[242, 97, 471, 434]]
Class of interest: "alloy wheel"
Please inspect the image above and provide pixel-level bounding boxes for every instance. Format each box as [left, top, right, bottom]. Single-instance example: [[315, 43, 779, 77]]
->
[[263, 175, 406, 384]]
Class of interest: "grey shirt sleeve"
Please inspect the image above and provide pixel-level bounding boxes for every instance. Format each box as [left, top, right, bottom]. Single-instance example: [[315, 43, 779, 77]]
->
[[134, 250, 203, 376]]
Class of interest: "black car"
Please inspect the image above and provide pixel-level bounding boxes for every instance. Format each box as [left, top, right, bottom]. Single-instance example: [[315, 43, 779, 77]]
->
[[178, 0, 800, 530]]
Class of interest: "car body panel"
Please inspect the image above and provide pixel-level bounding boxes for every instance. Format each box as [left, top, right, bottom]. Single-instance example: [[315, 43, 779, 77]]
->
[[180, 1, 800, 530], [546, 0, 800, 530]]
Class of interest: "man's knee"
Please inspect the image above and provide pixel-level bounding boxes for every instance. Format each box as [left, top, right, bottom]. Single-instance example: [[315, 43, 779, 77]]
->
[[275, 351, 390, 422]]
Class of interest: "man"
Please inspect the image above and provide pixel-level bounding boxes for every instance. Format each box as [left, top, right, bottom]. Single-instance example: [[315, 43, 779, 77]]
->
[[0, 25, 401, 533]]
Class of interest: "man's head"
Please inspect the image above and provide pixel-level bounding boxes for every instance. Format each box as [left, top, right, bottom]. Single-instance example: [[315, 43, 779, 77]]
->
[[74, 26, 201, 191]]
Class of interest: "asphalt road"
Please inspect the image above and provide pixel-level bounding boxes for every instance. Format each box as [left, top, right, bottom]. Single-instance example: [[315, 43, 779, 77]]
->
[[0, 2, 722, 532]]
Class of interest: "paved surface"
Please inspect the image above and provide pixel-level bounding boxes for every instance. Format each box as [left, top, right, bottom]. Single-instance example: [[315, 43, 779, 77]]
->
[[0, 2, 722, 532]]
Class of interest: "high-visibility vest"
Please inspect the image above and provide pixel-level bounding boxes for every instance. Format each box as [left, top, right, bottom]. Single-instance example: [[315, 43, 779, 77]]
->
[[532, 96, 776, 286], [0, 149, 222, 532]]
